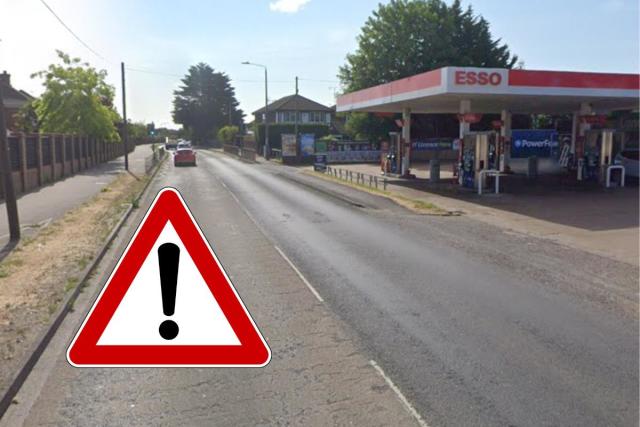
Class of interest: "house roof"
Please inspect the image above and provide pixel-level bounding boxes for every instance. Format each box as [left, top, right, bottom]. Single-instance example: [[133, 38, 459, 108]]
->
[[1, 73, 34, 110], [253, 94, 332, 115]]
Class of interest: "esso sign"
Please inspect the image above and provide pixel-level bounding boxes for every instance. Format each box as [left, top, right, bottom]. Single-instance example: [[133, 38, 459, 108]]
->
[[455, 70, 502, 86]]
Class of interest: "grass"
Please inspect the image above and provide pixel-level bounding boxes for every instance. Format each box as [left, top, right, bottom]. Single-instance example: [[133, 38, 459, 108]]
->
[[64, 277, 79, 293], [307, 170, 450, 215]]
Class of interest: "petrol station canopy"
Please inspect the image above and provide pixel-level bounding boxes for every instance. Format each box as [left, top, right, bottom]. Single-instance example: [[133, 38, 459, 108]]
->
[[336, 67, 640, 114]]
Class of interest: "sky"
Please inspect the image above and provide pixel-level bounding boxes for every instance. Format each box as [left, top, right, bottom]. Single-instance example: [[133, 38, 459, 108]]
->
[[0, 0, 638, 128]]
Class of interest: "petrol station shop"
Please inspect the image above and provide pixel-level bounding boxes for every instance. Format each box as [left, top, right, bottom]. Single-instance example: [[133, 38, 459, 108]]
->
[[336, 66, 639, 192]]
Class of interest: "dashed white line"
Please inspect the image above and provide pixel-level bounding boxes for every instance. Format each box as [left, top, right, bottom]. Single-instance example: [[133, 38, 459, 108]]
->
[[274, 245, 324, 303], [369, 359, 430, 427]]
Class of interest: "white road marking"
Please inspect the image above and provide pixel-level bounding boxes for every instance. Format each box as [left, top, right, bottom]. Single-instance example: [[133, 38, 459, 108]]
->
[[274, 245, 324, 303], [208, 156, 324, 304], [369, 359, 430, 427]]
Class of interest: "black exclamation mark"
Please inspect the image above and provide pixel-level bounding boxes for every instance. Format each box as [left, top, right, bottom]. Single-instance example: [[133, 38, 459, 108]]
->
[[158, 243, 180, 340]]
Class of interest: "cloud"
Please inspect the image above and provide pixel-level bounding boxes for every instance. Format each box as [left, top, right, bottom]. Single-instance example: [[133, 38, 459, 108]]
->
[[269, 0, 310, 13]]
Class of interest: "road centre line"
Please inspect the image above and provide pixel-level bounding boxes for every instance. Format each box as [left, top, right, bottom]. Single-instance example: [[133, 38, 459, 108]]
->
[[369, 359, 430, 427], [274, 245, 324, 303], [209, 159, 323, 303]]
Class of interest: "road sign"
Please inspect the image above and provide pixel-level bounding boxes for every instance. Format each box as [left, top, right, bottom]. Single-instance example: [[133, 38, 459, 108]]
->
[[67, 187, 271, 367]]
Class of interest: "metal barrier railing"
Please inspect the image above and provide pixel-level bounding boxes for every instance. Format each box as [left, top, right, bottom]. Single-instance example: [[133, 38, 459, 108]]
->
[[606, 165, 625, 188], [477, 169, 502, 195], [325, 165, 387, 191]]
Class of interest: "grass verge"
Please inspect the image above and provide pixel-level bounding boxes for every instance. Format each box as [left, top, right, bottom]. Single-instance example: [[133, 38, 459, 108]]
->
[[0, 172, 149, 393], [305, 170, 454, 216]]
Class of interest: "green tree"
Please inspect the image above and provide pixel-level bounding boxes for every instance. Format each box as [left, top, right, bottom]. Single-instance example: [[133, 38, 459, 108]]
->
[[172, 63, 244, 144], [344, 112, 397, 141], [31, 51, 120, 140], [14, 100, 39, 133], [217, 125, 239, 144], [338, 0, 518, 140]]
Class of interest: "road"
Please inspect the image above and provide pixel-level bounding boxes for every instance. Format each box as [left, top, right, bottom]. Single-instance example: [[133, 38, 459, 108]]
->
[[0, 144, 151, 248], [3, 150, 638, 426]]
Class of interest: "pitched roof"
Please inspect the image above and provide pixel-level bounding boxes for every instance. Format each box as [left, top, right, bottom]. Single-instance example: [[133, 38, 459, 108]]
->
[[253, 94, 331, 115]]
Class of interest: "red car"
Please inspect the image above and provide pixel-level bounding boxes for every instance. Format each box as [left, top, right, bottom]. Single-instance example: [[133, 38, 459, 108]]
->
[[173, 147, 197, 167]]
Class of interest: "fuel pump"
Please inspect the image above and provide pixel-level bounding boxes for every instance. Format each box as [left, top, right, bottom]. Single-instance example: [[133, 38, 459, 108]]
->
[[474, 133, 490, 189], [458, 132, 495, 189], [388, 132, 400, 174]]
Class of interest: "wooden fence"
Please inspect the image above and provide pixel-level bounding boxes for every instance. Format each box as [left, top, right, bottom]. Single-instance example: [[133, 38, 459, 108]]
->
[[0, 133, 132, 199]]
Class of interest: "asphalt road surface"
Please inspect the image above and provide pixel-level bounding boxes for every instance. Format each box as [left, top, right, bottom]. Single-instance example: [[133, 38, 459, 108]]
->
[[3, 150, 637, 426]]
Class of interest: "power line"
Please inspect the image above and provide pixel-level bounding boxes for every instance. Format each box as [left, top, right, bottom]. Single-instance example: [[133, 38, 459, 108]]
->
[[38, 0, 107, 61]]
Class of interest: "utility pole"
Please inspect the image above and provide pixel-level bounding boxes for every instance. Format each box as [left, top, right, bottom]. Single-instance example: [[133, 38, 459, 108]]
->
[[0, 84, 20, 241], [294, 76, 299, 162], [241, 62, 269, 159], [121, 62, 129, 171], [264, 67, 269, 160]]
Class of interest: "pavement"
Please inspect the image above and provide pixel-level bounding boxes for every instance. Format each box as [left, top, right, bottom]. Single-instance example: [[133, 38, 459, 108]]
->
[[314, 161, 640, 266], [2, 150, 637, 426], [0, 144, 153, 249]]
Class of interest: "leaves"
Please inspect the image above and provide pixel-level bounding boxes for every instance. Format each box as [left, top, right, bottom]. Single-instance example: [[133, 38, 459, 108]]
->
[[31, 51, 120, 140], [172, 63, 244, 144], [217, 125, 239, 144], [337, 0, 519, 141], [338, 0, 519, 92]]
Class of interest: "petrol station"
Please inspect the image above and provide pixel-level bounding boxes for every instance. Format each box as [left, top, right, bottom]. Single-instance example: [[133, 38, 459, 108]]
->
[[336, 67, 639, 193]]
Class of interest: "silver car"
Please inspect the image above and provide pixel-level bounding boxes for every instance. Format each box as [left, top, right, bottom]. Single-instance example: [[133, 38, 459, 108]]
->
[[615, 148, 639, 179]]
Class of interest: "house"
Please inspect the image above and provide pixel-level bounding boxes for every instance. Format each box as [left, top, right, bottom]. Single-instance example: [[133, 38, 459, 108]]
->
[[1, 71, 34, 131], [252, 94, 333, 125]]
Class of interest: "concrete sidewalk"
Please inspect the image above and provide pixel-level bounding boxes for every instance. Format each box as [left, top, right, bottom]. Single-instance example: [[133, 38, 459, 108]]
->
[[0, 144, 154, 248], [303, 162, 639, 266]]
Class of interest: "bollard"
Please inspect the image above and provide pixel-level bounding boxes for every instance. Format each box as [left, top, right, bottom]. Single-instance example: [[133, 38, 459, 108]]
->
[[374, 176, 378, 189], [383, 179, 387, 190], [369, 175, 373, 187]]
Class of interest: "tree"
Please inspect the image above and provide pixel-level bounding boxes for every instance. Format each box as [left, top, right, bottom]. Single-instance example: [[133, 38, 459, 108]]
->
[[31, 50, 120, 140], [172, 63, 244, 144], [14, 100, 39, 133], [217, 125, 239, 144], [338, 0, 518, 140]]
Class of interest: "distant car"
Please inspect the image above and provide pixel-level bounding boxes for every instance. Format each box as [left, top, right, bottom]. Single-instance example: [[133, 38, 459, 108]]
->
[[165, 142, 178, 151], [174, 147, 197, 167], [177, 141, 192, 150], [615, 148, 639, 179]]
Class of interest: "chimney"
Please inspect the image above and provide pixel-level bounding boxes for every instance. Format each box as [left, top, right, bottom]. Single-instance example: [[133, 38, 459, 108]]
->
[[0, 71, 10, 86]]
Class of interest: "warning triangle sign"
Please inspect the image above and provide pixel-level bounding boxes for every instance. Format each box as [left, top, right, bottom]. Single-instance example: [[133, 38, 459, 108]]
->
[[67, 187, 271, 367]]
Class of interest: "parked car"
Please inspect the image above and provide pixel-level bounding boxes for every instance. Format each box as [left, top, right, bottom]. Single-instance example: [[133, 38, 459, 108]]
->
[[174, 147, 197, 166], [615, 148, 639, 179]]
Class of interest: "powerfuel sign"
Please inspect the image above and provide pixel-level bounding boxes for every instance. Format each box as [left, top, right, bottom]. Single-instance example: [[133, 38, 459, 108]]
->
[[447, 67, 508, 93], [511, 129, 559, 158]]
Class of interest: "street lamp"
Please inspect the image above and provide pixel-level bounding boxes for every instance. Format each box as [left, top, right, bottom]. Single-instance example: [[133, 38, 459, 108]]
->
[[242, 61, 270, 159]]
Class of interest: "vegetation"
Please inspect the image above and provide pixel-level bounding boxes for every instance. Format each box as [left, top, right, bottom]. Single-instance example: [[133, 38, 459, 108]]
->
[[30, 51, 121, 140], [338, 0, 519, 141], [217, 125, 239, 143], [172, 63, 243, 145]]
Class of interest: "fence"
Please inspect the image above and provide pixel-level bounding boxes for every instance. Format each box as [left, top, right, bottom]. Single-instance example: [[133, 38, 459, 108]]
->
[[325, 165, 388, 191], [223, 144, 257, 162], [0, 133, 131, 199]]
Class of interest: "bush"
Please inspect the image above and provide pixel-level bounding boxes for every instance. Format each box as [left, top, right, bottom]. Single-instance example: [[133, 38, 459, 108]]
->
[[217, 125, 239, 144]]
